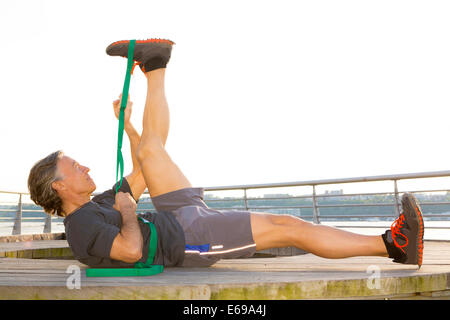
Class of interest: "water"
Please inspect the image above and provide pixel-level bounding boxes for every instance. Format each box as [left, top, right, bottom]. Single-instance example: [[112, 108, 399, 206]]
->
[[1, 219, 449, 240]]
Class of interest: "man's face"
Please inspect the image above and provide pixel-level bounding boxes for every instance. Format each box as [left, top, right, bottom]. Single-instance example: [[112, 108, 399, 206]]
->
[[55, 155, 96, 195]]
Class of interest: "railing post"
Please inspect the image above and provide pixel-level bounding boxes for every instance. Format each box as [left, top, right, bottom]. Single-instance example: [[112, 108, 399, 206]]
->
[[243, 189, 248, 211], [12, 193, 22, 235], [393, 180, 401, 217], [312, 185, 320, 224], [43, 214, 52, 233]]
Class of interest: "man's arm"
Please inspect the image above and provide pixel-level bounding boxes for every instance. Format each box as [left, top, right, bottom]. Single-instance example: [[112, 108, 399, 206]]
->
[[113, 95, 147, 201], [109, 192, 143, 263]]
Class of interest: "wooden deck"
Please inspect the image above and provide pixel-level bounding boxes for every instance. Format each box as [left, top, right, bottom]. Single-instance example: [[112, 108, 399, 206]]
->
[[0, 238, 449, 300]]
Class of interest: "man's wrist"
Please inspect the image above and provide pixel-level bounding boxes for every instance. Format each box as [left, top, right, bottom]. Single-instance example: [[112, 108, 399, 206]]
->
[[120, 206, 137, 216], [124, 122, 133, 131], [125, 122, 138, 134]]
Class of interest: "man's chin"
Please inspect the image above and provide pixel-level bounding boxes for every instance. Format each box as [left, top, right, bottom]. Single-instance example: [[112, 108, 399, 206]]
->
[[89, 182, 97, 193]]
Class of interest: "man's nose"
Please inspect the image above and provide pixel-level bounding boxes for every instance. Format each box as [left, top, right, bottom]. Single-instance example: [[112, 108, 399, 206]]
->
[[82, 166, 90, 173]]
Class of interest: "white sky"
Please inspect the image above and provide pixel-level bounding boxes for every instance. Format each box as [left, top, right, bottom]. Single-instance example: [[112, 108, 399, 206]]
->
[[1, 0, 450, 198]]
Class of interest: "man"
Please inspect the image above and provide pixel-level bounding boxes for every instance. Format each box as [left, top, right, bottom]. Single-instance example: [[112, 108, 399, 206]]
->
[[28, 39, 424, 269]]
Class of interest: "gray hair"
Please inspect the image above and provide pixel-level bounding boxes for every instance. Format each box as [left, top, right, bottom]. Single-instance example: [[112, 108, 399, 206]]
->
[[28, 150, 65, 217]]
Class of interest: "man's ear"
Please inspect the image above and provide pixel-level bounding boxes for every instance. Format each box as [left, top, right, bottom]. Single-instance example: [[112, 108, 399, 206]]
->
[[51, 180, 65, 192]]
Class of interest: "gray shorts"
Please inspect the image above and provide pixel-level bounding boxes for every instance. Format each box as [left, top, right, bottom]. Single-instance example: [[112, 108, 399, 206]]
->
[[151, 187, 256, 267]]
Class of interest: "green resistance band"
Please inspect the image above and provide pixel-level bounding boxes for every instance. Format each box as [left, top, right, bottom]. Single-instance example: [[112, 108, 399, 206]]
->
[[115, 39, 136, 194], [86, 42, 164, 277], [86, 217, 164, 277]]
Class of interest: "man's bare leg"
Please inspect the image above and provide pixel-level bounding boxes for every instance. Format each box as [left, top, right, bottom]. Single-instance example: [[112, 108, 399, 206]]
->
[[142, 69, 170, 146], [136, 69, 192, 197], [250, 212, 388, 258]]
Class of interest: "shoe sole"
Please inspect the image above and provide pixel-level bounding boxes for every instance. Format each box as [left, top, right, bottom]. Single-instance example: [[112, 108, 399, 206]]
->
[[401, 193, 424, 266], [106, 39, 174, 65]]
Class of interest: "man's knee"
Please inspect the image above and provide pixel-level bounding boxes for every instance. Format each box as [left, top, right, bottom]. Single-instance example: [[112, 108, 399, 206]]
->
[[251, 213, 304, 250], [136, 135, 165, 164]]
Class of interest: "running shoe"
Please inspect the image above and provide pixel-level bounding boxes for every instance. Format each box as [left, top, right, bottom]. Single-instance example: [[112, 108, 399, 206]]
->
[[106, 38, 175, 73], [382, 193, 424, 267]]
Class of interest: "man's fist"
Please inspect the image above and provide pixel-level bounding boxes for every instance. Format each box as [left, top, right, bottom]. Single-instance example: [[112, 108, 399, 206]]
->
[[113, 192, 137, 214]]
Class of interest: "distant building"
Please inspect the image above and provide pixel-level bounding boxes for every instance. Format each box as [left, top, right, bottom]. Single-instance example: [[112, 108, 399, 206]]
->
[[204, 194, 220, 200], [324, 189, 343, 195], [263, 194, 291, 199]]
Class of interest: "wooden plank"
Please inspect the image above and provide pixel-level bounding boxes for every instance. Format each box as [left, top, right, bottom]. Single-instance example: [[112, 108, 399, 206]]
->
[[16, 250, 33, 259], [0, 241, 448, 301], [0, 233, 65, 243], [0, 240, 69, 252], [0, 262, 448, 285]]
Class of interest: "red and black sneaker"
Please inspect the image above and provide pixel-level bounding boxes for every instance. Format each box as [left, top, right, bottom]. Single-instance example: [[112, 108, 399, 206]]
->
[[106, 38, 175, 73], [382, 193, 424, 267]]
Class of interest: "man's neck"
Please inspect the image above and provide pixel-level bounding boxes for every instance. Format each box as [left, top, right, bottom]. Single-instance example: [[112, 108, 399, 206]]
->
[[62, 193, 91, 217]]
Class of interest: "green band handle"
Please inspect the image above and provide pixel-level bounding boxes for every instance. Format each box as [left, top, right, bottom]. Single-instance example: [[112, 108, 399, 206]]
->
[[85, 265, 163, 277], [134, 220, 158, 269], [115, 40, 136, 194]]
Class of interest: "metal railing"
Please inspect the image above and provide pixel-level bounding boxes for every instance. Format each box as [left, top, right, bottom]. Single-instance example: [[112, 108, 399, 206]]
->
[[0, 190, 53, 235], [202, 171, 450, 215], [2, 170, 450, 236], [145, 170, 450, 233]]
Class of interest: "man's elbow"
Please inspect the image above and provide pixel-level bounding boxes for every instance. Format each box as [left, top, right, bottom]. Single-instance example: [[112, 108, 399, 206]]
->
[[110, 235, 143, 263], [131, 248, 143, 262], [123, 247, 142, 263]]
